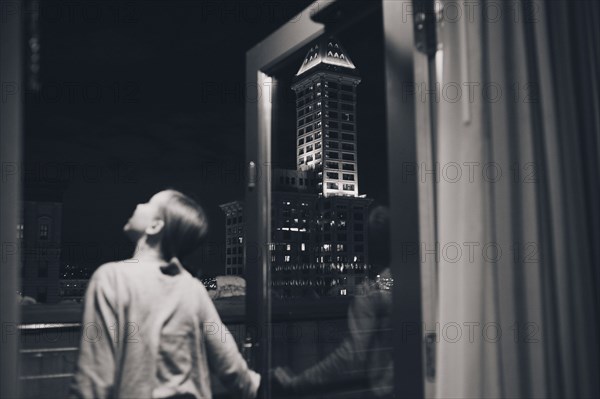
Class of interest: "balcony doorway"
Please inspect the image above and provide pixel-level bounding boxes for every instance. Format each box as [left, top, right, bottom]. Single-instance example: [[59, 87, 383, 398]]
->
[[245, 1, 426, 397]]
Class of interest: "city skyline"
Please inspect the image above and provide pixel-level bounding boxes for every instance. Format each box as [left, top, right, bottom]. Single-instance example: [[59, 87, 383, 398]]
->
[[21, 1, 387, 284], [220, 36, 374, 297]]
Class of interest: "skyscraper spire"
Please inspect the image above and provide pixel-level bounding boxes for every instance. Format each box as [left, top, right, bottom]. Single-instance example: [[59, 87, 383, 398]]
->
[[296, 36, 357, 77]]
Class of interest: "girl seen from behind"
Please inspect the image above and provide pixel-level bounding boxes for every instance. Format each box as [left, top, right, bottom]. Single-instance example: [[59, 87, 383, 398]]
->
[[69, 189, 260, 399]]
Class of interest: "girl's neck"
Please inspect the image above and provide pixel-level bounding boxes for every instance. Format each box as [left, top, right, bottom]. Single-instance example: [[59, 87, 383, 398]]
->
[[132, 238, 165, 262]]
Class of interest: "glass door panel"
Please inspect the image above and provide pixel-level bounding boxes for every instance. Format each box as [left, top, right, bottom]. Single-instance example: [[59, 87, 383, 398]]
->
[[245, 2, 420, 397]]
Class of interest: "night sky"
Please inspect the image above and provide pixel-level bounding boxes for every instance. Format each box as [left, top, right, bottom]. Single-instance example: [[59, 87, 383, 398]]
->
[[24, 0, 387, 277]]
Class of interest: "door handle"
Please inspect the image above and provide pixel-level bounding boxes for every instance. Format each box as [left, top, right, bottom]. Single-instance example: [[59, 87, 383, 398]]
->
[[242, 336, 255, 369], [248, 161, 257, 190]]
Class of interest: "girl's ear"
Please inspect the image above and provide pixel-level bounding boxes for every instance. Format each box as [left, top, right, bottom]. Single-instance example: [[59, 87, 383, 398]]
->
[[145, 219, 165, 236]]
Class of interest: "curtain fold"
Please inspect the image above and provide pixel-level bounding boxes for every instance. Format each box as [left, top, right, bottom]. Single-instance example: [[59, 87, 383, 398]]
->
[[433, 1, 600, 398]]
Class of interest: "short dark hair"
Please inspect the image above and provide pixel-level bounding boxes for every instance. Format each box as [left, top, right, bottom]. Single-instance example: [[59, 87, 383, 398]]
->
[[157, 190, 208, 262]]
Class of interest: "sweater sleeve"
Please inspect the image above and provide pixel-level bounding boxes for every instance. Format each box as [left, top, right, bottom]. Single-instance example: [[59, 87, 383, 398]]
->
[[68, 266, 119, 399], [202, 291, 260, 399], [291, 289, 377, 393]]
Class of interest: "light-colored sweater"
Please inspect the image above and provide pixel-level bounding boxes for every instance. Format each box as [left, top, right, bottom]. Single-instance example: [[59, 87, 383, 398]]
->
[[68, 258, 260, 399]]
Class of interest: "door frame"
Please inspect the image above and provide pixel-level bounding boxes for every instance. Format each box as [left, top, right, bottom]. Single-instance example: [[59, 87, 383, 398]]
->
[[245, 1, 427, 397], [0, 0, 23, 398], [245, 5, 324, 398]]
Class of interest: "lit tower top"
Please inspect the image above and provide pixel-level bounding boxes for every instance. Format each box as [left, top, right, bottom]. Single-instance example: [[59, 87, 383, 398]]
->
[[295, 36, 357, 76], [291, 36, 361, 198]]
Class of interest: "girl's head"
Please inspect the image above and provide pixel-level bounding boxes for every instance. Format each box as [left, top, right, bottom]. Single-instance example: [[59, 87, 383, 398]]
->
[[124, 189, 208, 261]]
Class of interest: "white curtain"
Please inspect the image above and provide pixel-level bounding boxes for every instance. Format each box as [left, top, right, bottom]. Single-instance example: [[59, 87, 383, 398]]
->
[[433, 0, 600, 398]]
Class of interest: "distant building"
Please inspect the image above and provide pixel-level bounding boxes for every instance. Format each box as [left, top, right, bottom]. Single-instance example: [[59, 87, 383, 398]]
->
[[59, 263, 92, 303], [19, 201, 62, 303], [219, 201, 244, 276], [270, 194, 372, 298], [220, 37, 373, 298], [220, 172, 371, 297]]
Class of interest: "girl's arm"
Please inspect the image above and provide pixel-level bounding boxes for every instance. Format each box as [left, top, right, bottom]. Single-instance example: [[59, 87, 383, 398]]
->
[[201, 288, 260, 399]]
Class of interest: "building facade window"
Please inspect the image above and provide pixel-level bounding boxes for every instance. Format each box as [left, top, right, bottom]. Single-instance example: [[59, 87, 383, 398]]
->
[[39, 223, 49, 240], [341, 123, 354, 132]]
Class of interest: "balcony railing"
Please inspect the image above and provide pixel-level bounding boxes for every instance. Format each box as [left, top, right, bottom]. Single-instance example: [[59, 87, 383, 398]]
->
[[19, 297, 359, 398]]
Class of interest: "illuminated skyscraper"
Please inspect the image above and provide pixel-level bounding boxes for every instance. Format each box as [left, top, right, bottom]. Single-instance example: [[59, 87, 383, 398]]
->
[[292, 36, 361, 198], [221, 37, 372, 297]]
